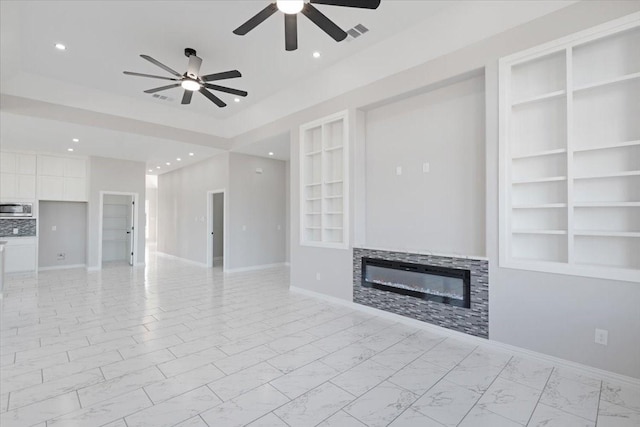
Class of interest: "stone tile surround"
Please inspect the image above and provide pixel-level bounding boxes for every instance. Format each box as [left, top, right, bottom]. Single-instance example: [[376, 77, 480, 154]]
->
[[353, 247, 489, 338]]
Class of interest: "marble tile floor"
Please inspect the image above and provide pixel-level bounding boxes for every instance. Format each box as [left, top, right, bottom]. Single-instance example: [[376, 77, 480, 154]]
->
[[1, 256, 638, 427]]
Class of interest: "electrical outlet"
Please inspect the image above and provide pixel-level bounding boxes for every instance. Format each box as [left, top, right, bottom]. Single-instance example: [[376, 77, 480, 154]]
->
[[423, 162, 430, 173], [51, 225, 57, 231], [396, 166, 402, 176], [595, 328, 608, 346], [316, 273, 321, 281], [57, 253, 66, 261], [13, 228, 19, 235]]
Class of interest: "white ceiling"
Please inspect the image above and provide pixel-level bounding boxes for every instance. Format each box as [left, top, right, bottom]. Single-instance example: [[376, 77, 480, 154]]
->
[[0, 1, 576, 172]]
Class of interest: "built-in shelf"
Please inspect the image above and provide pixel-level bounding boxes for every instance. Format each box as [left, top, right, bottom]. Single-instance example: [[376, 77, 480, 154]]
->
[[512, 176, 567, 184], [500, 19, 640, 282], [511, 90, 565, 107], [574, 230, 640, 237], [574, 140, 640, 153], [574, 170, 640, 180], [574, 71, 640, 92], [300, 111, 348, 248], [573, 202, 640, 208], [512, 148, 567, 160], [512, 229, 568, 235], [512, 203, 568, 209]]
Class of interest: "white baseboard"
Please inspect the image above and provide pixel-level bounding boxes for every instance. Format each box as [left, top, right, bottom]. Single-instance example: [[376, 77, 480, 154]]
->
[[38, 264, 86, 272], [290, 286, 640, 387], [225, 262, 286, 273], [155, 251, 207, 267]]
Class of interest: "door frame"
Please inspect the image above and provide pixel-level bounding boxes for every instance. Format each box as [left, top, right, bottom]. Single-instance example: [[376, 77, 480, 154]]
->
[[206, 189, 227, 272], [98, 191, 140, 268]]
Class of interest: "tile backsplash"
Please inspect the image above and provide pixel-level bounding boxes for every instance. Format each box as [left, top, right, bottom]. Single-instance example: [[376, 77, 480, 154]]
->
[[0, 219, 37, 237]]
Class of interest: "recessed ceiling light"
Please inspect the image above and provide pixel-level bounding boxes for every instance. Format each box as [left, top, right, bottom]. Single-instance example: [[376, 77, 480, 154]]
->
[[312, 51, 321, 58], [156, 166, 161, 169], [72, 138, 79, 142], [189, 152, 194, 156], [166, 162, 171, 166], [55, 43, 66, 51], [148, 169, 153, 172], [176, 158, 181, 161], [234, 98, 240, 103], [67, 148, 74, 152], [268, 152, 274, 156]]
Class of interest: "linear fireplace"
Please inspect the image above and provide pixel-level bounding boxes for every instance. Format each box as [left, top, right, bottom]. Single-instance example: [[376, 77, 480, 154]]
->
[[361, 257, 471, 309]]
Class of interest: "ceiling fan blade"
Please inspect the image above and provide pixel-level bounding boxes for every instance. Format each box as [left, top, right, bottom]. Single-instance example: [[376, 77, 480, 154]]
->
[[204, 84, 248, 97], [201, 70, 242, 82], [233, 3, 278, 35], [181, 90, 193, 105], [123, 71, 179, 81], [302, 4, 348, 42], [285, 14, 298, 51], [186, 55, 202, 79], [144, 83, 181, 94], [140, 54, 182, 77], [310, 0, 380, 8], [199, 88, 227, 107]]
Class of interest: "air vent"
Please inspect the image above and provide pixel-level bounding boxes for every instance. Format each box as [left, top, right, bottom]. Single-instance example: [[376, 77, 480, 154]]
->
[[151, 93, 174, 102], [345, 23, 369, 41]]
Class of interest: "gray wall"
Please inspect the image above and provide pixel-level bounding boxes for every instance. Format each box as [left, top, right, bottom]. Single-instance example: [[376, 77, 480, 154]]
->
[[227, 153, 287, 270], [38, 201, 87, 268], [365, 74, 486, 256], [157, 153, 229, 264], [230, 2, 640, 378], [212, 192, 224, 260], [88, 156, 146, 269]]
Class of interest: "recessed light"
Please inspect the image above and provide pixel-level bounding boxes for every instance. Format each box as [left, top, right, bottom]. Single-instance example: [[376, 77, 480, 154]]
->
[[148, 169, 153, 172], [268, 152, 274, 156], [234, 98, 240, 103], [67, 148, 74, 152], [55, 43, 66, 51], [156, 166, 161, 169], [189, 152, 194, 156], [312, 51, 321, 58], [176, 158, 181, 161], [72, 138, 79, 142], [166, 162, 171, 166]]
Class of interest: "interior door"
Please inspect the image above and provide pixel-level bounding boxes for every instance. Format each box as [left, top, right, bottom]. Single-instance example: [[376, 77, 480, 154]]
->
[[128, 199, 134, 266]]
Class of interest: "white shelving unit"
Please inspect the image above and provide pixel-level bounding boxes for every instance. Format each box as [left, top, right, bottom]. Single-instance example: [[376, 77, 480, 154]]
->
[[300, 111, 349, 248], [499, 15, 640, 281]]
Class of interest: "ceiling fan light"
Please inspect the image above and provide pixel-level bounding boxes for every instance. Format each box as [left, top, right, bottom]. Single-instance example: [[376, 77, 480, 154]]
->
[[277, 0, 304, 14], [181, 79, 201, 91]]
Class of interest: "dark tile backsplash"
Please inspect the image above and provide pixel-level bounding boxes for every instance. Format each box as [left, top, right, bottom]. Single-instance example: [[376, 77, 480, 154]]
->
[[0, 219, 37, 237]]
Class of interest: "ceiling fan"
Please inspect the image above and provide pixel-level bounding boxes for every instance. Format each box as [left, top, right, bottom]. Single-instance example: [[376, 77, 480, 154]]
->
[[123, 48, 247, 107], [233, 0, 381, 51]]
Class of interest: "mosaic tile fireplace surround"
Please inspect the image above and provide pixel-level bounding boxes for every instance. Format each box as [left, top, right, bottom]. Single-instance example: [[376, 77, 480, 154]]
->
[[353, 248, 489, 338]]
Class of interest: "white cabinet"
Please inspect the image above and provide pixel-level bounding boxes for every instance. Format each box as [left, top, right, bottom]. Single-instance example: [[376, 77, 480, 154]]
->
[[4, 238, 37, 273], [300, 111, 349, 248], [499, 16, 640, 282], [0, 152, 37, 200], [36, 155, 87, 201]]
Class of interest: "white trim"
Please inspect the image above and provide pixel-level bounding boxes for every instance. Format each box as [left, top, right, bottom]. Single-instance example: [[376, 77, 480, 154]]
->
[[97, 191, 140, 270], [155, 251, 208, 267], [290, 286, 640, 387], [356, 246, 488, 262], [225, 262, 286, 273], [206, 189, 227, 272], [38, 264, 86, 271]]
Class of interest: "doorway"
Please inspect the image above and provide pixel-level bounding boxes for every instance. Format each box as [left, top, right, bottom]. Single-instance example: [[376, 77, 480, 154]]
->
[[99, 192, 139, 267], [206, 190, 226, 270]]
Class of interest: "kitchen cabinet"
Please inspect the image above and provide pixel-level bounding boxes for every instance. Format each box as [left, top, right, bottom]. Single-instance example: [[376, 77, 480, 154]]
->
[[3, 238, 37, 273], [0, 152, 37, 200], [36, 155, 88, 202]]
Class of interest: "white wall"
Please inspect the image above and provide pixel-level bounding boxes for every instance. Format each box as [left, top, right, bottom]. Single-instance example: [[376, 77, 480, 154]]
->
[[38, 201, 87, 268], [365, 74, 486, 256], [157, 153, 229, 264], [145, 175, 158, 243], [230, 2, 640, 378], [88, 156, 146, 269], [227, 153, 287, 270]]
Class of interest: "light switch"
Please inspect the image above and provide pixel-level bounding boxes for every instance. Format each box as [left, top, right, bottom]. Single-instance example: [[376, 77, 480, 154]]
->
[[277, 225, 281, 231], [52, 225, 57, 231], [242, 225, 247, 231], [423, 162, 430, 173], [396, 166, 402, 176], [13, 228, 19, 235], [255, 168, 263, 174]]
